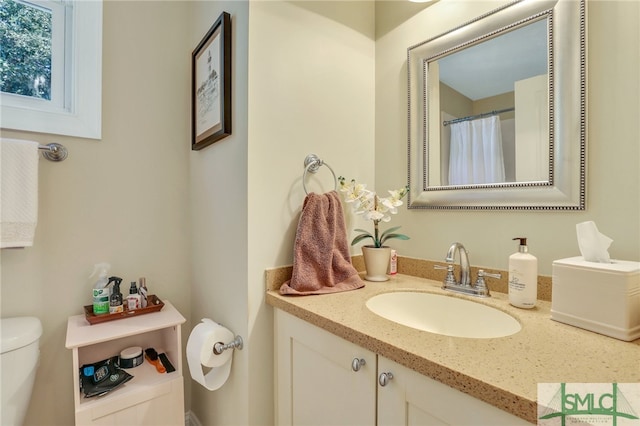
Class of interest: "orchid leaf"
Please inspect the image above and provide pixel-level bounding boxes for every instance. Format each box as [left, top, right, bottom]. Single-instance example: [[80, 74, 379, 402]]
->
[[380, 233, 410, 245], [351, 234, 374, 246], [354, 228, 372, 234], [379, 226, 402, 240]]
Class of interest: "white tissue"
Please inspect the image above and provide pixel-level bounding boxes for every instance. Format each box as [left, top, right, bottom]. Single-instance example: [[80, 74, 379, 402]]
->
[[576, 221, 612, 263], [186, 318, 234, 391]]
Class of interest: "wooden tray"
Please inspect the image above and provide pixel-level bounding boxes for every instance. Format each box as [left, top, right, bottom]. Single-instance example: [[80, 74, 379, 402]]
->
[[84, 295, 164, 325]]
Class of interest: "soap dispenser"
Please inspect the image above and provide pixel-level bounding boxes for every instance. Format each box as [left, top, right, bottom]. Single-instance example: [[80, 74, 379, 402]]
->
[[508, 237, 538, 309]]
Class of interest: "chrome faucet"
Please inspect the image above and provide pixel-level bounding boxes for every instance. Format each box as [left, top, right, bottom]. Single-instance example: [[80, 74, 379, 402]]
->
[[446, 242, 471, 287], [434, 242, 501, 298]]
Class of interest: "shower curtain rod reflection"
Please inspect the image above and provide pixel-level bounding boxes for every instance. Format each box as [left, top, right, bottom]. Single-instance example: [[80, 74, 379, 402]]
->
[[443, 107, 515, 127]]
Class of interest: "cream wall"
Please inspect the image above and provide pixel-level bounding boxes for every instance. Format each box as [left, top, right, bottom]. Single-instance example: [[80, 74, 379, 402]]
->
[[188, 1, 251, 425], [188, 1, 376, 424], [0, 2, 192, 425], [376, 0, 640, 274], [247, 1, 375, 418]]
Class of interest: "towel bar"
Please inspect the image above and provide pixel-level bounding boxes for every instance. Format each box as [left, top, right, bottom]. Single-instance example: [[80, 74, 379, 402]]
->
[[303, 154, 337, 195], [38, 143, 68, 162]]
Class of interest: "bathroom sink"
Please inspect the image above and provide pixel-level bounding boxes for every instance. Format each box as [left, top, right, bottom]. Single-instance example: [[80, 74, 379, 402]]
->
[[366, 292, 521, 338]]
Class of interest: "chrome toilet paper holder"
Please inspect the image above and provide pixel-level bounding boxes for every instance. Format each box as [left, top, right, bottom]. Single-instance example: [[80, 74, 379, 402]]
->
[[213, 335, 243, 355]]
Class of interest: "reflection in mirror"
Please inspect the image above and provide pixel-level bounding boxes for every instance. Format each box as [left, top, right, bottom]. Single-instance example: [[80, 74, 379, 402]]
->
[[407, 0, 586, 210], [435, 18, 549, 186]]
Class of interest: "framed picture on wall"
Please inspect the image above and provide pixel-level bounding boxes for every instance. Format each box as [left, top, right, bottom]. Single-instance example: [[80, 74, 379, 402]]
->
[[192, 11, 231, 151]]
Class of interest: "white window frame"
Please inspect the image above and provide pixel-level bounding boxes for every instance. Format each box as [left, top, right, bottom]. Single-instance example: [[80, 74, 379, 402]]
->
[[1, 0, 102, 140]]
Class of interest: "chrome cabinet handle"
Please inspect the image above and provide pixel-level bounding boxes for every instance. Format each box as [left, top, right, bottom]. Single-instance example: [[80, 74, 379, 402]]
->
[[378, 372, 394, 386], [351, 358, 366, 372]]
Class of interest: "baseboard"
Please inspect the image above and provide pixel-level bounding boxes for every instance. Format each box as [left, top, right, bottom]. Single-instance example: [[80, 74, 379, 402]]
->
[[185, 410, 202, 426]]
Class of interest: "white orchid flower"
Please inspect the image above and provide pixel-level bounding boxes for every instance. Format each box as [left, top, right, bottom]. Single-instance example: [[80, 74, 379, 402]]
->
[[337, 177, 410, 247], [341, 184, 366, 203], [364, 210, 385, 221], [379, 197, 399, 211]]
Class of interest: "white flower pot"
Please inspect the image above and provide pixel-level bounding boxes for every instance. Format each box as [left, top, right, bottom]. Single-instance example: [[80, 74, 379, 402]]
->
[[362, 246, 391, 282]]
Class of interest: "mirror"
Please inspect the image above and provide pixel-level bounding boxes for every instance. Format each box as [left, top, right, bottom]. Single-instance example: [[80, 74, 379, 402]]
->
[[407, 0, 585, 210]]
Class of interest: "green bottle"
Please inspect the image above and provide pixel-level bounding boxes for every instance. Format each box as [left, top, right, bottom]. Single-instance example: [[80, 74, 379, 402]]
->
[[90, 263, 111, 315]]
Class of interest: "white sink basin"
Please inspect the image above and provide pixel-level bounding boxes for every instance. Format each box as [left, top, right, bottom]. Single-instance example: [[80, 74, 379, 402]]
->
[[366, 292, 521, 338]]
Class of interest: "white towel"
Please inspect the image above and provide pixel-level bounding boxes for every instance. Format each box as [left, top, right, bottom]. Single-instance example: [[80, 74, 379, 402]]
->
[[1, 139, 39, 248]]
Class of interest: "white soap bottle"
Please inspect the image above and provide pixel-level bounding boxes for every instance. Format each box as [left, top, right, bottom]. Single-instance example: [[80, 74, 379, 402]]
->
[[508, 237, 538, 309]]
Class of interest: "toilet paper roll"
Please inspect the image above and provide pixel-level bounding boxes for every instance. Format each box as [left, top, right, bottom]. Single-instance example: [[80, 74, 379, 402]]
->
[[187, 318, 235, 391]]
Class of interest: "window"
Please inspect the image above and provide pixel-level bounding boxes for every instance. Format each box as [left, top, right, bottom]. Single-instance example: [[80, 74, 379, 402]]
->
[[0, 0, 102, 139]]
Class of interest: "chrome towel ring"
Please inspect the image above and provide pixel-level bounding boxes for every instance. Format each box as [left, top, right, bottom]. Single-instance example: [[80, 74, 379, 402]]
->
[[303, 154, 337, 195]]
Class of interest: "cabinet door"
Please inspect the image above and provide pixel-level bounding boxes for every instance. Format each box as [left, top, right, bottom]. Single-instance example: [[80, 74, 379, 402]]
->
[[377, 357, 532, 426], [275, 310, 376, 426], [75, 377, 184, 426]]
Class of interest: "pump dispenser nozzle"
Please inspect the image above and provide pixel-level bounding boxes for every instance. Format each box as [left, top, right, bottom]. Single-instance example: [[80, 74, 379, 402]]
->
[[513, 237, 528, 253]]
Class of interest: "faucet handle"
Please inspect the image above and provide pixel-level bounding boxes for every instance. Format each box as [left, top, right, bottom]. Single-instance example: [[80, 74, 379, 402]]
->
[[473, 269, 501, 297], [434, 264, 457, 286]]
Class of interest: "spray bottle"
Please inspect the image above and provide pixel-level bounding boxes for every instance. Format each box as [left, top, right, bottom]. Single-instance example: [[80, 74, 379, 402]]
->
[[126, 282, 141, 310], [90, 263, 111, 315], [108, 276, 124, 314]]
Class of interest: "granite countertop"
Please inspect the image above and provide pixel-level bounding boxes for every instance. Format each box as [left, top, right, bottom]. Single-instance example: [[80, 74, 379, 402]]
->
[[265, 271, 640, 424]]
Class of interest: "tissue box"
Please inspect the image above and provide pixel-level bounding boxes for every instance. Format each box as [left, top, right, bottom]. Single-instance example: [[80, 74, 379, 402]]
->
[[552, 256, 640, 341]]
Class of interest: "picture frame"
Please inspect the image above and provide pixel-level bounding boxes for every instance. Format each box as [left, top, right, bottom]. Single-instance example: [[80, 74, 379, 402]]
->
[[192, 11, 231, 150]]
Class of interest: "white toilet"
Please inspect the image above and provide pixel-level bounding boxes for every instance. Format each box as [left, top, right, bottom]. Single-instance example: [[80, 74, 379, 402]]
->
[[1, 317, 42, 426]]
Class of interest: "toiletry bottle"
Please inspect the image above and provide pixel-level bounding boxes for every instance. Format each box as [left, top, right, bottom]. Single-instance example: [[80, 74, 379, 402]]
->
[[108, 277, 124, 314], [139, 277, 148, 308], [126, 282, 141, 310], [508, 237, 538, 308], [90, 263, 111, 315], [389, 250, 398, 275]]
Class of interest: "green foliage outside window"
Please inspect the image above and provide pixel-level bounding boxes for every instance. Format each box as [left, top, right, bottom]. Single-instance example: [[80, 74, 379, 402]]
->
[[0, 0, 52, 100]]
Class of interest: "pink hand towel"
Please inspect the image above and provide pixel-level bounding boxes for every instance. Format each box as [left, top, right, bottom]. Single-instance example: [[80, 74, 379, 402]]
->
[[280, 191, 364, 296]]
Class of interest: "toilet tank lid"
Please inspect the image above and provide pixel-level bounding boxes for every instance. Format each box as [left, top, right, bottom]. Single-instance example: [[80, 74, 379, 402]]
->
[[1, 317, 42, 354]]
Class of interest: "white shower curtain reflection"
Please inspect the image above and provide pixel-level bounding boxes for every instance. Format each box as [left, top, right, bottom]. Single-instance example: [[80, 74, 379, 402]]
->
[[448, 115, 506, 185]]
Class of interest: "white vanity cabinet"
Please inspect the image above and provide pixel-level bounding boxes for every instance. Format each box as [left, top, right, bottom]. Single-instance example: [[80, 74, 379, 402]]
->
[[275, 310, 377, 425], [275, 310, 532, 426], [377, 356, 531, 425], [65, 301, 186, 426]]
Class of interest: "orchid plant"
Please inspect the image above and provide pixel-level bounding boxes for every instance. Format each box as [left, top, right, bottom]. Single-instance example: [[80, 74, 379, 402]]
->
[[338, 176, 410, 248]]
